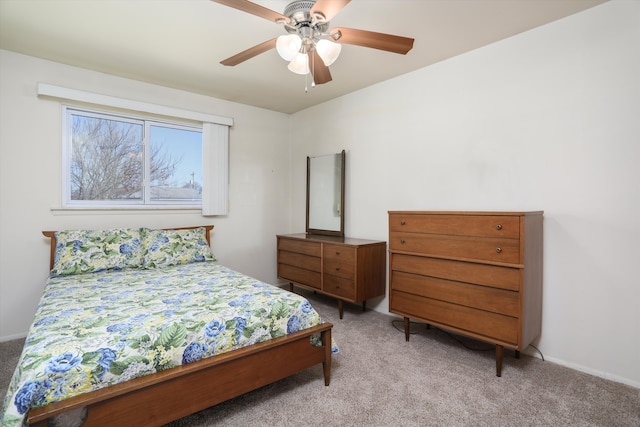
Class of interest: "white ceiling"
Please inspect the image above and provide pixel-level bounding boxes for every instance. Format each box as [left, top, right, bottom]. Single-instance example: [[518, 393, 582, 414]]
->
[[0, 0, 607, 114]]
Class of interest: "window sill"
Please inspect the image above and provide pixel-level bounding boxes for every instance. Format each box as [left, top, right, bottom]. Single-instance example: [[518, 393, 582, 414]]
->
[[51, 206, 203, 215]]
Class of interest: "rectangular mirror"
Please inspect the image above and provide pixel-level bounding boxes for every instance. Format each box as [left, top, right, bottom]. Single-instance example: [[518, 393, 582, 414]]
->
[[306, 150, 345, 236]]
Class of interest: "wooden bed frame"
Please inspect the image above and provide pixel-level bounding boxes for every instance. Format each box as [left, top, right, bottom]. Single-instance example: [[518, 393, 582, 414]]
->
[[29, 226, 333, 426]]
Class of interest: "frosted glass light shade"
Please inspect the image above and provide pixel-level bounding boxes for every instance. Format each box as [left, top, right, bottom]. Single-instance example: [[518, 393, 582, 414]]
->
[[276, 34, 302, 61], [315, 39, 341, 66], [288, 53, 309, 75]]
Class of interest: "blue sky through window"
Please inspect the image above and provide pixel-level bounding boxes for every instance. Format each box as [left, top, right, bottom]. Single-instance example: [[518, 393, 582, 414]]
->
[[150, 125, 202, 189]]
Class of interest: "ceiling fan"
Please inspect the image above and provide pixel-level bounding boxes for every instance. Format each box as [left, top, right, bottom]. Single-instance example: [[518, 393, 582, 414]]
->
[[211, 0, 415, 85]]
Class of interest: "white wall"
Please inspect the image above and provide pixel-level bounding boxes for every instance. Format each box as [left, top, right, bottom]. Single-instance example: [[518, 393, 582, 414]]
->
[[0, 50, 292, 340], [290, 0, 640, 387]]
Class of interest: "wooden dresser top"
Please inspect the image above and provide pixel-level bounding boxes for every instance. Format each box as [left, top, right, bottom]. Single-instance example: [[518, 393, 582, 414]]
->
[[388, 211, 543, 216], [277, 233, 385, 246]]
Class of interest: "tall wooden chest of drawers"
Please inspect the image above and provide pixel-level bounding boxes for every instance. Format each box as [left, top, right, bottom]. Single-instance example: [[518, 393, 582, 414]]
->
[[277, 234, 386, 319], [388, 211, 543, 376]]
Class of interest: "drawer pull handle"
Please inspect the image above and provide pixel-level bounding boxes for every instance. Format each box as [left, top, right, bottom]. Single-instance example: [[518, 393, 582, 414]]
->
[[335, 251, 340, 255], [400, 239, 405, 244], [400, 220, 406, 225], [496, 247, 502, 254], [496, 224, 502, 230]]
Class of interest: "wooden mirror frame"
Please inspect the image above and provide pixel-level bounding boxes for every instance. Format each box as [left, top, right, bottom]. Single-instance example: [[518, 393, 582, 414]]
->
[[306, 150, 345, 237]]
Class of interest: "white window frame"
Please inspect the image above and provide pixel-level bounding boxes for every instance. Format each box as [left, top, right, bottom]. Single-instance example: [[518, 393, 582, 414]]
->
[[38, 83, 232, 215], [62, 107, 205, 208]]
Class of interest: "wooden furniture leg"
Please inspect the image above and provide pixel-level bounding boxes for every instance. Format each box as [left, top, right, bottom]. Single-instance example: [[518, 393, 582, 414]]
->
[[515, 350, 520, 359], [496, 345, 503, 377], [362, 300, 367, 312], [404, 317, 410, 342], [321, 327, 332, 386], [338, 300, 343, 319]]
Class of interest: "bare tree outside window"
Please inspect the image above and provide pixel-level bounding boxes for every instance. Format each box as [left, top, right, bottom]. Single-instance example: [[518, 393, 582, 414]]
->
[[71, 115, 144, 200]]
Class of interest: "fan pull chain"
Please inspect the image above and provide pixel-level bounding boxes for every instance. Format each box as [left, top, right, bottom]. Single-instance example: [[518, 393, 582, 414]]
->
[[311, 52, 316, 89], [305, 52, 316, 93]]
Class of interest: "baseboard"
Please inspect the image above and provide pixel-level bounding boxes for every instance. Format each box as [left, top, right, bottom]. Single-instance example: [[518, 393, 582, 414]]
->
[[542, 355, 640, 389]]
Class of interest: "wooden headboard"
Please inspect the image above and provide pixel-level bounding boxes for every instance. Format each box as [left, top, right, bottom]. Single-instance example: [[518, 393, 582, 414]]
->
[[42, 225, 214, 271]]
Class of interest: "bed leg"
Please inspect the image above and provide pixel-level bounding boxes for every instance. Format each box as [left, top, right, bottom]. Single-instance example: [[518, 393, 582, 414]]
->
[[322, 328, 332, 386]]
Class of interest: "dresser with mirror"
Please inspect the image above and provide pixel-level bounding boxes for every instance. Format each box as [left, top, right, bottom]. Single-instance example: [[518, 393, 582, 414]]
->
[[277, 150, 386, 318]]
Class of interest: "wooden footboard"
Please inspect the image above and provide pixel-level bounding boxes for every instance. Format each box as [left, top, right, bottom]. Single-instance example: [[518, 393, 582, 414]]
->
[[28, 323, 332, 426]]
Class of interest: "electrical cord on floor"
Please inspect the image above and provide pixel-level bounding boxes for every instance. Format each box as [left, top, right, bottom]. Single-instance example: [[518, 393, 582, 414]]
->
[[391, 319, 423, 334], [435, 327, 495, 352], [528, 344, 545, 361]]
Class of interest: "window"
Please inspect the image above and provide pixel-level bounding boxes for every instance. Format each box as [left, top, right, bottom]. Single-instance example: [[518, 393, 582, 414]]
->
[[63, 107, 204, 208], [38, 83, 231, 214]]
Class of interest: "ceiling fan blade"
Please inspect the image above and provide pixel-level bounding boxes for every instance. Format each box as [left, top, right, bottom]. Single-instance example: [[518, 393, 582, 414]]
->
[[332, 27, 414, 54], [220, 38, 277, 66], [310, 51, 332, 85], [310, 0, 350, 22], [211, 0, 289, 24]]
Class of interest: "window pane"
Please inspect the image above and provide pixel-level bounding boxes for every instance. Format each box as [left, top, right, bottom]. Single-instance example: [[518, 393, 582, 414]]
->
[[149, 125, 202, 202], [70, 114, 143, 201]]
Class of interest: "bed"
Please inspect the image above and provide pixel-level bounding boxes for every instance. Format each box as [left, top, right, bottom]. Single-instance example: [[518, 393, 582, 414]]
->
[[1, 225, 335, 426]]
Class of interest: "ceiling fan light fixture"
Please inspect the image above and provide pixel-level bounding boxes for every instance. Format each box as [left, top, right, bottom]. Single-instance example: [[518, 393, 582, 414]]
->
[[288, 52, 309, 75], [276, 34, 302, 61], [315, 39, 341, 66], [212, 0, 414, 87]]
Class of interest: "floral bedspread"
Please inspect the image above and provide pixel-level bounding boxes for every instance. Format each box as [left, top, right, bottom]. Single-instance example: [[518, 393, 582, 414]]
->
[[1, 262, 337, 426]]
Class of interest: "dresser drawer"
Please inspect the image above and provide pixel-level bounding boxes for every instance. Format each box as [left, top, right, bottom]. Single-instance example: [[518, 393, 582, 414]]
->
[[323, 259, 355, 279], [324, 275, 356, 300], [278, 250, 321, 272], [391, 291, 518, 345], [278, 238, 321, 257], [391, 270, 519, 317], [278, 264, 321, 289], [391, 253, 520, 291], [389, 232, 520, 264], [323, 244, 356, 263], [389, 213, 520, 239]]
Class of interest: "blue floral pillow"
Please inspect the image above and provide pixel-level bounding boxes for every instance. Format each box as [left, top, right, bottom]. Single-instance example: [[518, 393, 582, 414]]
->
[[51, 228, 144, 276], [141, 227, 215, 269]]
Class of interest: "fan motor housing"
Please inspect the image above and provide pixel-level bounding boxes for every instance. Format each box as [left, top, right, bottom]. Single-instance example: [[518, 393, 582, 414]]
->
[[283, 0, 329, 34]]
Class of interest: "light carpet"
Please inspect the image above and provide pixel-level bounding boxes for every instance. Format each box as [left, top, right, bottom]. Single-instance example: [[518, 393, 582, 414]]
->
[[1, 290, 638, 426]]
